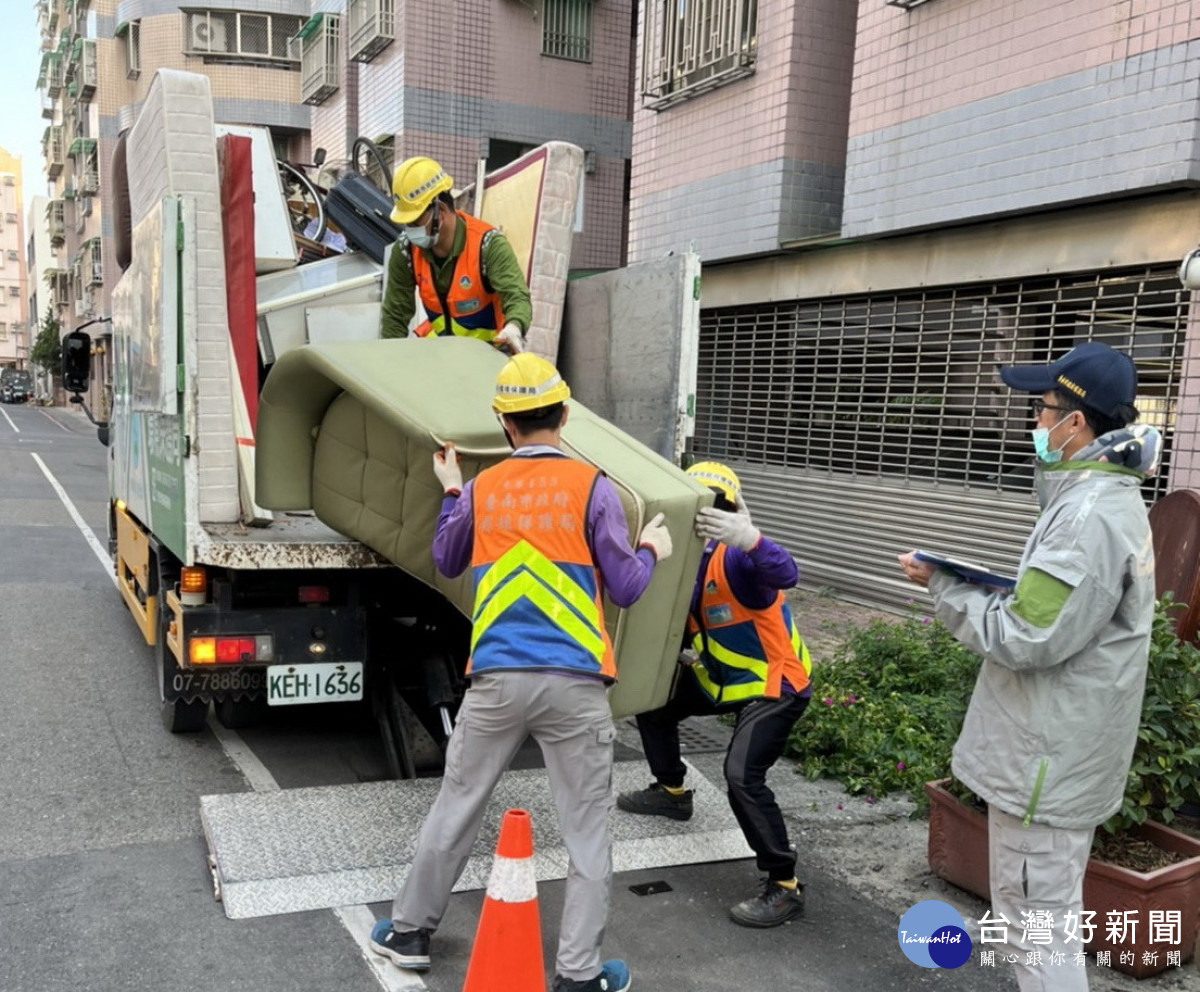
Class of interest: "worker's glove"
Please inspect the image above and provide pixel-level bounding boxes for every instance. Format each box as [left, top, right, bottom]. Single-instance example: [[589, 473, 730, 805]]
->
[[695, 506, 760, 552], [733, 491, 753, 523], [638, 512, 673, 563], [677, 648, 700, 667], [433, 444, 463, 493], [494, 322, 525, 355]]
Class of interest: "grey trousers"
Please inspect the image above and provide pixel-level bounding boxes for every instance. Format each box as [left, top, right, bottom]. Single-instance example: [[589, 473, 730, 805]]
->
[[393, 670, 617, 982], [989, 805, 1095, 992]]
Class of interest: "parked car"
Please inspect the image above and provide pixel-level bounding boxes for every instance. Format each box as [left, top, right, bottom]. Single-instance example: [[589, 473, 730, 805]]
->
[[0, 370, 32, 404]]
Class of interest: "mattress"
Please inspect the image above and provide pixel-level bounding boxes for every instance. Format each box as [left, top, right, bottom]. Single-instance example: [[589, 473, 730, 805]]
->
[[256, 336, 710, 717]]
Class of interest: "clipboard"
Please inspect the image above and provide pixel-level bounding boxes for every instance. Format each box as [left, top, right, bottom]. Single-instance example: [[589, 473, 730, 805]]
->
[[913, 550, 1016, 591]]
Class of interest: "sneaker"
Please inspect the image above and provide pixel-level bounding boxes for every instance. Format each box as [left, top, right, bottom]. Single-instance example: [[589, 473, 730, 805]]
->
[[616, 783, 693, 821], [729, 879, 805, 928], [552, 959, 632, 992], [369, 919, 431, 971]]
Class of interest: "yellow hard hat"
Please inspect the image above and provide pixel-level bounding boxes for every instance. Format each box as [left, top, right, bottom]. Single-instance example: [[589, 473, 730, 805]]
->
[[493, 353, 571, 415], [391, 156, 453, 224], [686, 461, 741, 504]]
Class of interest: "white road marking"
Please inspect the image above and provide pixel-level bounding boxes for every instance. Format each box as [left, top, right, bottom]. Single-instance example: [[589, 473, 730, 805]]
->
[[39, 408, 74, 433], [1, 406, 18, 433], [31, 452, 110, 578], [335, 905, 430, 992], [44, 448, 418, 990]]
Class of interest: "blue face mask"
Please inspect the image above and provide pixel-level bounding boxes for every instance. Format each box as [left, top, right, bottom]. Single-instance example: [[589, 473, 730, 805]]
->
[[404, 225, 434, 250], [1031, 413, 1076, 463]]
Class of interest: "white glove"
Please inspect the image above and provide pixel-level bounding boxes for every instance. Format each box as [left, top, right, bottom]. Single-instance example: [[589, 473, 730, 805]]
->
[[695, 506, 760, 551], [433, 444, 463, 493], [734, 490, 752, 523], [494, 322, 525, 354], [637, 512, 673, 563]]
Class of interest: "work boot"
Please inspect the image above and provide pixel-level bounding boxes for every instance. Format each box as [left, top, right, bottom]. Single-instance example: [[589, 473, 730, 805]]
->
[[616, 782, 693, 821], [730, 878, 805, 928], [369, 919, 432, 970], [552, 959, 632, 992]]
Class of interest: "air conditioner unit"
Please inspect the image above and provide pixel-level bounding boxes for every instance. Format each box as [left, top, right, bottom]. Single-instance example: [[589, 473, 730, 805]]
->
[[191, 17, 229, 53]]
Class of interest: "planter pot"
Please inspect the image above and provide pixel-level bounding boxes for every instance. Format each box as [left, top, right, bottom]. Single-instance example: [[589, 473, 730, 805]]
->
[[925, 779, 1200, 979]]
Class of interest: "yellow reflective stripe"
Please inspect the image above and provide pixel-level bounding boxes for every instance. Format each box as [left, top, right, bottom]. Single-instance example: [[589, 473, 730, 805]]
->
[[790, 623, 812, 676], [475, 540, 601, 628], [691, 661, 763, 704], [471, 572, 605, 662]]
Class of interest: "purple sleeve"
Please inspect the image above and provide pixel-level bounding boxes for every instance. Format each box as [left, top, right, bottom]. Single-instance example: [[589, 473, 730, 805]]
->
[[432, 481, 475, 578], [723, 535, 799, 610], [587, 476, 656, 608]]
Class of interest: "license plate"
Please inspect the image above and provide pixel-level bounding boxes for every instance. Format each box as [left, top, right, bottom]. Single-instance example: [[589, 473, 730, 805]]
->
[[267, 662, 364, 706]]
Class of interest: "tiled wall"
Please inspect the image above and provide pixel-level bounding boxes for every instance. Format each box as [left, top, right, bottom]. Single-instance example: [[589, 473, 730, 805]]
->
[[628, 0, 857, 264], [844, 0, 1200, 237]]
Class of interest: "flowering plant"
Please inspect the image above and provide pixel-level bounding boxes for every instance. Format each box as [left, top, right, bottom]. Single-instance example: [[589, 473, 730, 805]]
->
[[787, 607, 979, 810]]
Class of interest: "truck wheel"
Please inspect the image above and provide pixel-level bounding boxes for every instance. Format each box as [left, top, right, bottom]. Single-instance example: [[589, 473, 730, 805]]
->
[[156, 609, 208, 733], [214, 695, 267, 730]]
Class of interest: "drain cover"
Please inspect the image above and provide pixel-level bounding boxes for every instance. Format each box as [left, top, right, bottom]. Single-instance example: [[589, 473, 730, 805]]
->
[[678, 717, 731, 754]]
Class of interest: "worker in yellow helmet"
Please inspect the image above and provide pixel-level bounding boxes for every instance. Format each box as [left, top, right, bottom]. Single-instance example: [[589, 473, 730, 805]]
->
[[617, 460, 814, 929], [380, 156, 532, 354], [371, 354, 671, 992]]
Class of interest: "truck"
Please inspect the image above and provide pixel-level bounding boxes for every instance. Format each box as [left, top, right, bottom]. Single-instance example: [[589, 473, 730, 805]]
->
[[74, 69, 703, 780], [1, 367, 32, 404]]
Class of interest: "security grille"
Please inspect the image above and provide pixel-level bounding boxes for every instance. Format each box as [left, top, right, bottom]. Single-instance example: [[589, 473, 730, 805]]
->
[[543, 0, 592, 63], [296, 13, 341, 105], [640, 0, 757, 110], [693, 267, 1187, 607], [348, 0, 395, 63], [185, 10, 303, 62]]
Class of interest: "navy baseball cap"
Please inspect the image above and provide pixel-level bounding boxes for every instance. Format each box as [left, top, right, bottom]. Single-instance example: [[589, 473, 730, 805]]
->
[[1000, 342, 1137, 418]]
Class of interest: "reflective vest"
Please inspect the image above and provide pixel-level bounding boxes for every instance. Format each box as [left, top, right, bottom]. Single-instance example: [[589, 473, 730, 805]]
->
[[467, 456, 617, 681], [411, 213, 505, 342], [687, 544, 811, 704]]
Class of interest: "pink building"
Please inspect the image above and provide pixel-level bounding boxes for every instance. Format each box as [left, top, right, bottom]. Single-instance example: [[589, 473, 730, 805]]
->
[[631, 0, 1200, 606]]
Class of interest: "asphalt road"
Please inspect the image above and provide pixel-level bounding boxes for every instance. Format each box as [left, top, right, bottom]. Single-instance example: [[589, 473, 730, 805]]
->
[[0, 400, 1013, 992]]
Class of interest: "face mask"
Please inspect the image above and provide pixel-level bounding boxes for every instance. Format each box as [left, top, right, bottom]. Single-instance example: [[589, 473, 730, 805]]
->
[[1031, 413, 1076, 464], [404, 225, 434, 250]]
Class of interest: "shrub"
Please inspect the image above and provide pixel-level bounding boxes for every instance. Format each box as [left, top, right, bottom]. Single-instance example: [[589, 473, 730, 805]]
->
[[1099, 593, 1200, 836], [787, 607, 978, 809], [790, 594, 1200, 834]]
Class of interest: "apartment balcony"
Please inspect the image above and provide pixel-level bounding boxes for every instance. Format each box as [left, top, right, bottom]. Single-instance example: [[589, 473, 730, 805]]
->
[[43, 125, 64, 179], [46, 199, 65, 247]]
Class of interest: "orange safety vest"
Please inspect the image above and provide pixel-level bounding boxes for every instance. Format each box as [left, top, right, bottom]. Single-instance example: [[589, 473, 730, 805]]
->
[[411, 213, 506, 342], [686, 545, 811, 704], [467, 456, 617, 681]]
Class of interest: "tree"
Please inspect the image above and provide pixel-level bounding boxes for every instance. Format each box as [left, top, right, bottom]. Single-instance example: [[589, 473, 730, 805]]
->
[[29, 307, 61, 378]]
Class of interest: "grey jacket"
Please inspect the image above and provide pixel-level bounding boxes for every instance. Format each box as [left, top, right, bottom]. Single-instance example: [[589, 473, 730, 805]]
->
[[929, 432, 1156, 830]]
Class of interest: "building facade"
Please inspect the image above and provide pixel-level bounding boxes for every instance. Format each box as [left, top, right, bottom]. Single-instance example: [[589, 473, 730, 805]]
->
[[630, 0, 1200, 607], [0, 149, 30, 371], [301, 0, 632, 270]]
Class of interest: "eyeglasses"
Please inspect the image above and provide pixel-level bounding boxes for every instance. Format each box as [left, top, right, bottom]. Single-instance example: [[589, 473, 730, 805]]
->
[[1031, 399, 1071, 417]]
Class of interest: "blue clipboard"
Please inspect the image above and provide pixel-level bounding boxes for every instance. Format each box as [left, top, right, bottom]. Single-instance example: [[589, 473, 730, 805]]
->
[[913, 550, 1016, 591]]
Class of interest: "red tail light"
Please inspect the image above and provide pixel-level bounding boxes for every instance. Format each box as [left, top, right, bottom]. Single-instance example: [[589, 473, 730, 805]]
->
[[298, 585, 331, 604]]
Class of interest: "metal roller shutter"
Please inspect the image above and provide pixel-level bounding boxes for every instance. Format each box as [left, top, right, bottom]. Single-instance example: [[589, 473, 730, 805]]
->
[[693, 266, 1187, 611]]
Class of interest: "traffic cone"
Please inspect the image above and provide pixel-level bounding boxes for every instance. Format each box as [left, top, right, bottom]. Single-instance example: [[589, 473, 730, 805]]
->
[[462, 808, 544, 992]]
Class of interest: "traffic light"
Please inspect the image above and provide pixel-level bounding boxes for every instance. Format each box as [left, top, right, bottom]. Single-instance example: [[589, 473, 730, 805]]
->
[[62, 330, 91, 394]]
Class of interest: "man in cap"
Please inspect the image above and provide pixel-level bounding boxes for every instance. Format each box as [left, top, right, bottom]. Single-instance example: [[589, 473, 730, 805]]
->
[[381, 156, 531, 353], [617, 461, 813, 928], [899, 341, 1161, 992], [371, 354, 673, 992]]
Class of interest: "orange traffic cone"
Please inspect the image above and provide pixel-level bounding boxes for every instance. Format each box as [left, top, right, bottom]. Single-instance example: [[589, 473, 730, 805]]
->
[[462, 808, 544, 992]]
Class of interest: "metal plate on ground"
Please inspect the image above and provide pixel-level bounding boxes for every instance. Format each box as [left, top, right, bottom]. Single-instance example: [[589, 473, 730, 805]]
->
[[200, 760, 751, 919]]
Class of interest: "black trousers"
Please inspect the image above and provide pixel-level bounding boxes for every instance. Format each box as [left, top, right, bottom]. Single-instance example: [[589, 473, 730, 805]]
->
[[634, 670, 810, 881]]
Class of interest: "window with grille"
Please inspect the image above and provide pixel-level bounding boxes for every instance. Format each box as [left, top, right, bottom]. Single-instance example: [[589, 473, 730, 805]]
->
[[183, 10, 304, 64], [6, 251, 17, 261], [693, 266, 1187, 502], [0, 324, 7, 341], [121, 20, 141, 78], [294, 13, 340, 105], [543, 0, 592, 62], [640, 0, 757, 110], [8, 287, 19, 297]]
